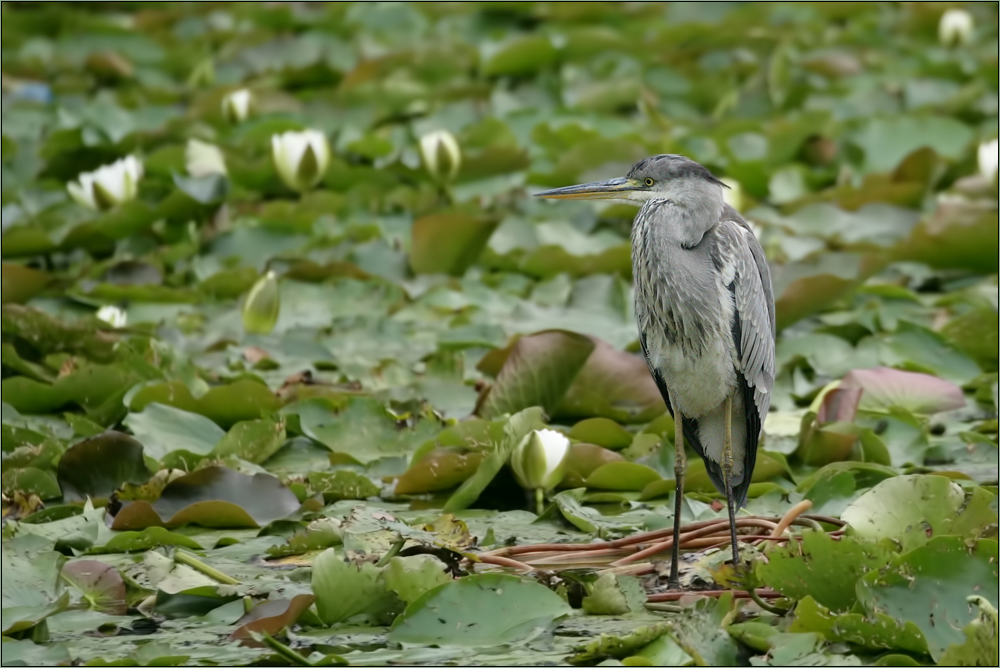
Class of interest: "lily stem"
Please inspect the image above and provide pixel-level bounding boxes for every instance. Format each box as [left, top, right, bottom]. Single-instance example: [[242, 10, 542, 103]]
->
[[174, 550, 240, 585], [259, 630, 315, 666]]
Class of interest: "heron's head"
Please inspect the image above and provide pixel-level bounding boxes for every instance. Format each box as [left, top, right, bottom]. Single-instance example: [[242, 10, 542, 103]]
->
[[535, 154, 727, 206]]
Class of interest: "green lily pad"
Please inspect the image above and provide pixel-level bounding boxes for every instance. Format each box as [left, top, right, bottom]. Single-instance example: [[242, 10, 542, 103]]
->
[[129, 379, 280, 429], [2, 467, 61, 500], [756, 532, 893, 612], [383, 554, 453, 605], [569, 417, 634, 450], [388, 573, 571, 646], [295, 396, 442, 465], [568, 623, 672, 666], [1, 264, 51, 304], [211, 417, 286, 464], [410, 212, 500, 276], [790, 595, 928, 655], [57, 431, 150, 501], [937, 596, 1000, 667], [562, 442, 626, 488], [312, 548, 398, 626], [857, 537, 998, 661], [394, 447, 485, 495], [581, 572, 646, 615], [664, 594, 742, 667], [585, 461, 661, 491], [842, 475, 997, 551], [123, 403, 225, 460], [309, 470, 380, 501]]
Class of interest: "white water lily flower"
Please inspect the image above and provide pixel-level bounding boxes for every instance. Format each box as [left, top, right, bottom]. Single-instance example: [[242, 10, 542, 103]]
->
[[221, 89, 252, 123], [271, 130, 331, 192], [185, 139, 227, 178], [419, 129, 461, 182], [511, 428, 570, 493], [977, 138, 998, 182], [96, 305, 127, 328], [939, 8, 973, 46], [67, 156, 143, 211]]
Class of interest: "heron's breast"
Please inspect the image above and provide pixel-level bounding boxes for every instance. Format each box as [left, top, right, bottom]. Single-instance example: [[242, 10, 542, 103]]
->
[[643, 330, 737, 418]]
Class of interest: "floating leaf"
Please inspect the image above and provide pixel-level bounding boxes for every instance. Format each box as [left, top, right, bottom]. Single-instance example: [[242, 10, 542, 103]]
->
[[211, 417, 286, 463], [477, 330, 595, 419], [383, 555, 452, 605], [581, 572, 646, 615], [389, 573, 571, 646], [857, 537, 999, 661], [123, 403, 226, 460], [110, 466, 301, 530], [57, 431, 150, 502], [568, 417, 634, 450], [410, 212, 500, 276], [229, 594, 316, 645], [584, 461, 661, 491], [312, 548, 397, 625], [842, 475, 997, 551], [394, 447, 485, 495], [756, 532, 893, 612], [61, 560, 127, 615]]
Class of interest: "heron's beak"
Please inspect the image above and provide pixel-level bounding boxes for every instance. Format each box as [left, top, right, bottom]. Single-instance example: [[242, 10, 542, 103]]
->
[[534, 176, 642, 200]]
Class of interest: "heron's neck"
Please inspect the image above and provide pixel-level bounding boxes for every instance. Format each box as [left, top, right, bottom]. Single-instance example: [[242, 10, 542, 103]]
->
[[636, 192, 722, 250]]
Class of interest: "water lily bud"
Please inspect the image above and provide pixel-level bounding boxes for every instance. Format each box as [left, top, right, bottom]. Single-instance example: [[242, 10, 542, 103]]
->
[[185, 139, 227, 178], [511, 428, 570, 492], [96, 305, 127, 328], [221, 89, 252, 123], [939, 8, 973, 47], [419, 129, 461, 182], [978, 138, 998, 183], [242, 271, 280, 335], [67, 156, 143, 211], [271, 130, 331, 192]]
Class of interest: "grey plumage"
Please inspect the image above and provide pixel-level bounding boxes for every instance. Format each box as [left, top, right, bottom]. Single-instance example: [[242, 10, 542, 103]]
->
[[536, 154, 776, 584]]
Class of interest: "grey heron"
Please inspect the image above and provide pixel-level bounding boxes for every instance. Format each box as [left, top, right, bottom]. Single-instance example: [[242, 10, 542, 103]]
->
[[536, 155, 775, 586]]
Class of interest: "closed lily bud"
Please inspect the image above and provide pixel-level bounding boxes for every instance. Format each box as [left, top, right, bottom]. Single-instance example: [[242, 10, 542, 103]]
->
[[221, 89, 252, 123], [271, 130, 331, 192], [242, 271, 280, 335], [939, 8, 973, 47], [511, 428, 570, 492], [67, 156, 143, 211], [419, 129, 461, 182], [978, 139, 998, 183], [185, 139, 227, 178], [96, 305, 127, 328]]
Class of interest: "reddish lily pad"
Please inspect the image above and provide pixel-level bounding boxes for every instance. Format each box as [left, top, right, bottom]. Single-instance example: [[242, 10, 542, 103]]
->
[[229, 594, 316, 645], [61, 560, 127, 615]]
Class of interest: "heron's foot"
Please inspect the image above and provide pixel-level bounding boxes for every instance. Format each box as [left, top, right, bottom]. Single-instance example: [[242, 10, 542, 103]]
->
[[667, 575, 682, 591]]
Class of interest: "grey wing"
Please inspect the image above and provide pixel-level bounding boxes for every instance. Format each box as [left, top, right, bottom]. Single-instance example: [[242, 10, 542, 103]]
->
[[717, 216, 776, 506], [731, 219, 776, 421]]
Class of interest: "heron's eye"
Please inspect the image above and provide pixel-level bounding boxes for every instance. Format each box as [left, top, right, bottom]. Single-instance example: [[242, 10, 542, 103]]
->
[[644, 178, 654, 187]]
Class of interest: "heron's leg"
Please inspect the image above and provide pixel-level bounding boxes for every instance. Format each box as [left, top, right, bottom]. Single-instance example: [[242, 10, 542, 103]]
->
[[669, 408, 685, 589], [722, 394, 740, 569]]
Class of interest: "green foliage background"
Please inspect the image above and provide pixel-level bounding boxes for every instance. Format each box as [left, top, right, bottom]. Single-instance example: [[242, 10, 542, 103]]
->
[[1, 2, 997, 666]]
